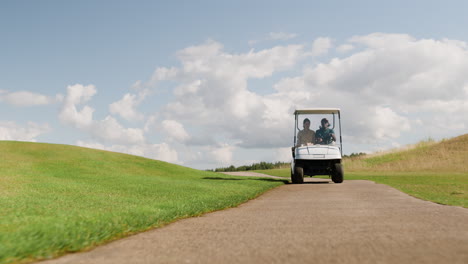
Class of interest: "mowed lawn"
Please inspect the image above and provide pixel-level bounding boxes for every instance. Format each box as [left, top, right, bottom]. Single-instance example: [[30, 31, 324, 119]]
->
[[256, 134, 468, 208], [0, 141, 286, 264]]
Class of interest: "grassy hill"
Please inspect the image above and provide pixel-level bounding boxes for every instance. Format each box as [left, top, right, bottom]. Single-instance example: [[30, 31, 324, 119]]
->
[[256, 134, 468, 208], [345, 134, 468, 173], [0, 141, 285, 264], [344, 135, 468, 208]]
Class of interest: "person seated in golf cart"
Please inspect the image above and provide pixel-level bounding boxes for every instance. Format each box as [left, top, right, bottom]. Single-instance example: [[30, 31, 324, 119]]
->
[[296, 118, 316, 146], [315, 118, 336, 145]]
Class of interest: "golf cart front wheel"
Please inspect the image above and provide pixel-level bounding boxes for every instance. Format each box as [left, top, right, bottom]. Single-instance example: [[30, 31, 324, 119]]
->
[[292, 166, 304, 184], [332, 164, 344, 183]]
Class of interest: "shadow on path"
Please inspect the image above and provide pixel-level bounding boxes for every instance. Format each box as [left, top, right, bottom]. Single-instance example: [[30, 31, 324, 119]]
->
[[290, 180, 331, 184], [202, 177, 289, 183], [203, 176, 332, 184]]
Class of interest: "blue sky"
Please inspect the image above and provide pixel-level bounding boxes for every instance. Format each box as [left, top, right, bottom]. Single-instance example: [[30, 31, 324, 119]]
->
[[1, 0, 467, 169]]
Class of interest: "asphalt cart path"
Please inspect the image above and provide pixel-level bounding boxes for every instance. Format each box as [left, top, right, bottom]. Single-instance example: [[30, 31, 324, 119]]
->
[[41, 176, 468, 264]]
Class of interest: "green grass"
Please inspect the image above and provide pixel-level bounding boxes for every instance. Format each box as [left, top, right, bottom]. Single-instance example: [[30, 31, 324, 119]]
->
[[0, 141, 286, 264], [345, 172, 468, 208]]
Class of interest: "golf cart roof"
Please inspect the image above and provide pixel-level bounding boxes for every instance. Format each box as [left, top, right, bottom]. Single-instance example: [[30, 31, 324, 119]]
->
[[293, 108, 341, 115]]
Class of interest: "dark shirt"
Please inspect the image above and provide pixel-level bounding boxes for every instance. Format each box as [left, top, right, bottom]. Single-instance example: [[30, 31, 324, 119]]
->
[[315, 127, 335, 145]]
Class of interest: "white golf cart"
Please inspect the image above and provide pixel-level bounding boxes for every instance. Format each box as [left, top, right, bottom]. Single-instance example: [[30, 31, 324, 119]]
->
[[291, 108, 343, 184]]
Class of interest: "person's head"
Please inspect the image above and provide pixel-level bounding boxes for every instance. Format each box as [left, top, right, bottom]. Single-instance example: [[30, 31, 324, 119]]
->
[[303, 118, 311, 129], [321, 118, 330, 128]]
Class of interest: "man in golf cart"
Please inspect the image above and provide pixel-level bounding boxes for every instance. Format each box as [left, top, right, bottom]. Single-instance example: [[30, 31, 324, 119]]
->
[[315, 118, 336, 145], [296, 118, 316, 146]]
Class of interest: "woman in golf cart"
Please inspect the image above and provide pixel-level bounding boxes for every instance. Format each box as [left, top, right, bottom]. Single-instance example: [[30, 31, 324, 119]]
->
[[296, 118, 316, 146], [316, 118, 336, 145]]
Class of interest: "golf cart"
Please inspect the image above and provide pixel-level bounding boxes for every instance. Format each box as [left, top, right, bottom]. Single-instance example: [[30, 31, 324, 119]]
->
[[291, 108, 343, 184]]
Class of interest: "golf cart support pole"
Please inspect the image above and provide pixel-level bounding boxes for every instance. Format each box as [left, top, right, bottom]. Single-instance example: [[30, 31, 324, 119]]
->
[[339, 111, 343, 156], [294, 113, 298, 146]]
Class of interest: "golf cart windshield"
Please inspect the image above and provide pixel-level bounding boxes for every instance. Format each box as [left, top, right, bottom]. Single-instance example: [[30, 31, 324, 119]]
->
[[293, 108, 342, 150]]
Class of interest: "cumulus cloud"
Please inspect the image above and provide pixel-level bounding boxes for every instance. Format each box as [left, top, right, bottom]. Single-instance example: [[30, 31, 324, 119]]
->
[[54, 33, 468, 168], [0, 121, 50, 141], [268, 32, 298, 41], [144, 34, 468, 159], [59, 84, 146, 145], [76, 140, 179, 164], [283, 33, 467, 145], [109, 89, 149, 121], [93, 116, 145, 144], [57, 84, 179, 164], [0, 91, 61, 106], [151, 40, 305, 149], [208, 144, 234, 165], [161, 119, 190, 142], [348, 106, 411, 143], [311, 37, 333, 56], [59, 84, 96, 129], [249, 32, 298, 45], [336, 44, 354, 53]]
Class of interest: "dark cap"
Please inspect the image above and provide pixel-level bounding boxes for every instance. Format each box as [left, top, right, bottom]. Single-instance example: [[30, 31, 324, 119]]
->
[[303, 118, 310, 124], [321, 118, 329, 125]]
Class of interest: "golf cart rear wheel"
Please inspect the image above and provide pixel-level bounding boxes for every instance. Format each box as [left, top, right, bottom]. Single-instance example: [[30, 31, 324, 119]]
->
[[292, 166, 304, 184], [332, 163, 344, 183]]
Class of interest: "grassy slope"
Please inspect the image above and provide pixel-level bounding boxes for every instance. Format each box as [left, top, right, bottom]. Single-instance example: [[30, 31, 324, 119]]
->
[[345, 134, 468, 173], [345, 134, 468, 207], [0, 141, 285, 264], [256, 134, 468, 208]]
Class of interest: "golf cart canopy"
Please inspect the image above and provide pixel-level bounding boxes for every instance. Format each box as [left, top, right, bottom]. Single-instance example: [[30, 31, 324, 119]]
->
[[294, 108, 340, 115]]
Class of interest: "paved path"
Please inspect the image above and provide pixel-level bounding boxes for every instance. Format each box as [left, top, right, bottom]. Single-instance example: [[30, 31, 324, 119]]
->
[[41, 176, 468, 264]]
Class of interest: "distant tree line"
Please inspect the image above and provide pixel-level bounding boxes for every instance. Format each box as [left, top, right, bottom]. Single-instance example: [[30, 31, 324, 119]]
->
[[208, 161, 289, 172], [208, 153, 367, 172], [343, 152, 367, 158]]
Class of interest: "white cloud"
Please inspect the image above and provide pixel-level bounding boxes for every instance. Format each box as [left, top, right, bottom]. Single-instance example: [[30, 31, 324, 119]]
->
[[311, 37, 333, 56], [76, 140, 179, 164], [109, 90, 148, 121], [161, 119, 190, 142], [268, 32, 298, 41], [248, 39, 258, 46], [349, 33, 414, 49], [174, 80, 201, 96], [143, 143, 179, 164], [336, 44, 354, 53], [174, 40, 305, 79], [75, 140, 106, 150], [143, 114, 158, 133], [59, 84, 96, 129], [209, 144, 234, 166], [150, 34, 468, 158], [249, 32, 298, 45], [282, 33, 468, 144], [0, 121, 50, 141], [158, 40, 304, 149], [55, 33, 468, 168], [371, 106, 411, 140], [0, 91, 61, 106], [59, 84, 146, 145], [93, 116, 145, 145], [148, 67, 179, 86]]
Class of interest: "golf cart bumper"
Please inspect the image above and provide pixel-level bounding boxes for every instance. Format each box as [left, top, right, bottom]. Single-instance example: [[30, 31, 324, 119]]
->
[[291, 145, 342, 176], [294, 145, 341, 160]]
